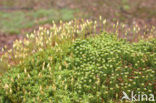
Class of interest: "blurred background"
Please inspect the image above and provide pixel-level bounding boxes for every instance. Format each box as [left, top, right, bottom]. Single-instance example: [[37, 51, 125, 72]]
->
[[0, 0, 156, 51]]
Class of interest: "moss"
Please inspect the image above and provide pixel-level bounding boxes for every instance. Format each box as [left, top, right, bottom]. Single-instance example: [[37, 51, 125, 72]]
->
[[0, 32, 155, 103]]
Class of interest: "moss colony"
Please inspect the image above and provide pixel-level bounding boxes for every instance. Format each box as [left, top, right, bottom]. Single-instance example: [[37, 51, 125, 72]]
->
[[0, 20, 156, 103]]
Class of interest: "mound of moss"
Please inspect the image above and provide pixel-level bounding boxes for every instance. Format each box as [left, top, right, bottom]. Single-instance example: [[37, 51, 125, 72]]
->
[[0, 33, 156, 103]]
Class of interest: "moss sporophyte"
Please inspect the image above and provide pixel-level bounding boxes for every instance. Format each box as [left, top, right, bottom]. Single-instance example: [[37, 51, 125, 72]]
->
[[0, 19, 155, 103]]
